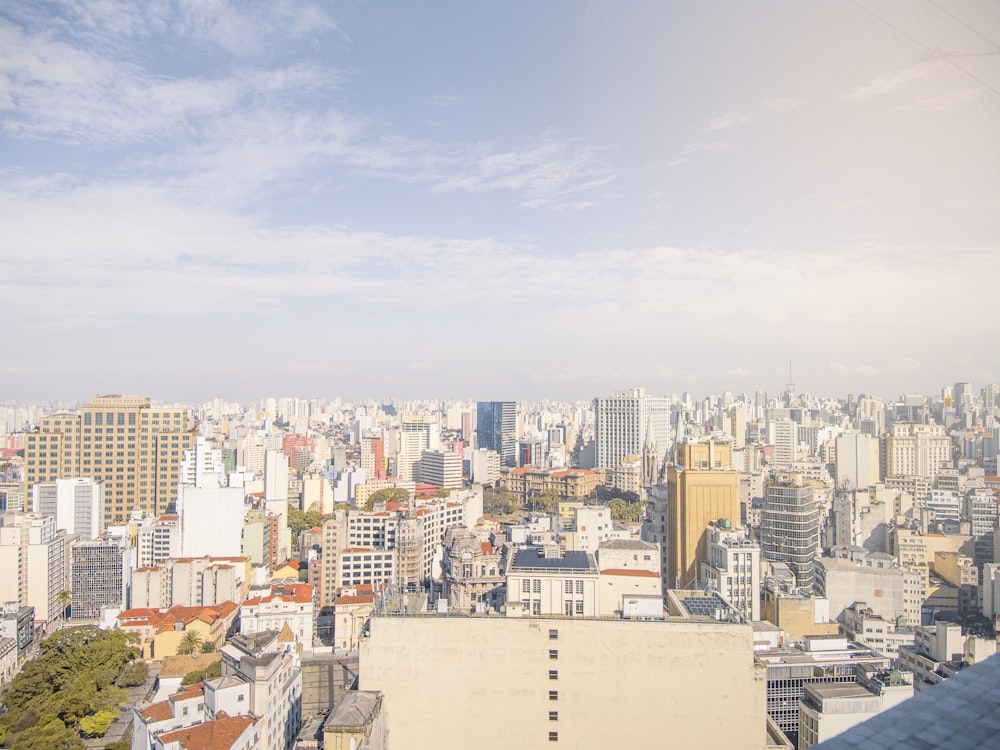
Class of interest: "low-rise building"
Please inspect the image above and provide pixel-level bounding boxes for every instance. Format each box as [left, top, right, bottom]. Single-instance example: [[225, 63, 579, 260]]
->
[[505, 545, 599, 617], [321, 690, 386, 750], [841, 602, 915, 662], [441, 527, 505, 612], [699, 519, 761, 621], [241, 582, 316, 653], [897, 621, 997, 692], [813, 548, 923, 627], [118, 602, 239, 661]]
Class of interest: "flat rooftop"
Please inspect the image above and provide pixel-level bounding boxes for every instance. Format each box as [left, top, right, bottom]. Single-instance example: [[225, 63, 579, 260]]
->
[[509, 546, 597, 572]]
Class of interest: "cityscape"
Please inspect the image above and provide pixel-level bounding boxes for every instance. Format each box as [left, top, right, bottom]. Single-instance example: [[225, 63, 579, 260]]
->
[[1, 383, 1000, 749], [3, 1, 1000, 749]]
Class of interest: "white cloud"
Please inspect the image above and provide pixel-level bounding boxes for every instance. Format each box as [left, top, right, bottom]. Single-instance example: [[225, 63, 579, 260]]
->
[[763, 98, 800, 113], [683, 141, 731, 154], [707, 110, 754, 131], [842, 62, 938, 102]]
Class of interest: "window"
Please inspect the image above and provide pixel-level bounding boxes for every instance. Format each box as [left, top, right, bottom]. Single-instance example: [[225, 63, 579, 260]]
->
[[522, 579, 531, 593], [548, 629, 558, 640], [575, 580, 583, 594], [564, 580, 573, 594], [549, 732, 559, 742], [549, 670, 558, 680], [575, 600, 584, 615], [548, 690, 558, 701], [533, 579, 541, 593], [565, 601, 573, 616], [549, 711, 558, 721], [549, 649, 558, 660]]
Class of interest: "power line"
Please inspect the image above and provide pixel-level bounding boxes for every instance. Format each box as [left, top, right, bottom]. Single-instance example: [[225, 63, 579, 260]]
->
[[845, 0, 1000, 101], [923, 0, 1000, 52]]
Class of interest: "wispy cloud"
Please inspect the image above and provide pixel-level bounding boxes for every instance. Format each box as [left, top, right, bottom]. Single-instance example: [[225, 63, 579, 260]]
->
[[842, 62, 938, 102], [683, 141, 731, 154], [763, 98, 800, 113], [707, 110, 754, 131]]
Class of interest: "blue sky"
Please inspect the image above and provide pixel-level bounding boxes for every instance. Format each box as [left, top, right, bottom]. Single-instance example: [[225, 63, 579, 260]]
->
[[2, 1, 999, 404]]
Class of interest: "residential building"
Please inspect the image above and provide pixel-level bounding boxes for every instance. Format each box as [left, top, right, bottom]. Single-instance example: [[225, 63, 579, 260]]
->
[[23, 396, 194, 524], [841, 602, 915, 662], [594, 539, 661, 618], [414, 449, 463, 489], [0, 637, 15, 688], [762, 473, 820, 592], [132, 681, 212, 750], [897, 621, 997, 692], [31, 477, 105, 539], [0, 512, 68, 626], [136, 514, 181, 569], [0, 603, 34, 664], [131, 556, 249, 609], [216, 631, 302, 750], [834, 432, 880, 490], [176, 470, 246, 559], [476, 401, 517, 468], [333, 586, 375, 652], [321, 691, 386, 750], [360, 435, 386, 481], [699, 519, 761, 621], [118, 602, 240, 660]]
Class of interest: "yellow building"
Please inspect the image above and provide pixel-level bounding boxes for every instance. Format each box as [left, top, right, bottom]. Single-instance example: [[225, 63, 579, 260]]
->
[[500, 467, 604, 504], [665, 439, 739, 589], [23, 395, 194, 524]]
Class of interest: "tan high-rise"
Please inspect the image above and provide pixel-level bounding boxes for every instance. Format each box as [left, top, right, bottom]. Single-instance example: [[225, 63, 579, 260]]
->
[[24, 395, 194, 524], [666, 439, 740, 590]]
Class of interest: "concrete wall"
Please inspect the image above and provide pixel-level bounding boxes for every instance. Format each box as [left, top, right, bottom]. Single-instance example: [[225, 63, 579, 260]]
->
[[360, 615, 767, 750]]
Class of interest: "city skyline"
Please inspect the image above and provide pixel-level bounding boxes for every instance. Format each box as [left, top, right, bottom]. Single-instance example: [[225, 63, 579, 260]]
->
[[2, 1, 999, 403]]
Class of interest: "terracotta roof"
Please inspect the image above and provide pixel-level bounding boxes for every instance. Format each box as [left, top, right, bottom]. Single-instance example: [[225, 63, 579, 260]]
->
[[139, 700, 173, 722], [277, 623, 296, 642], [306, 527, 323, 533], [157, 714, 256, 750], [481, 542, 495, 555], [600, 568, 660, 578], [171, 683, 205, 703]]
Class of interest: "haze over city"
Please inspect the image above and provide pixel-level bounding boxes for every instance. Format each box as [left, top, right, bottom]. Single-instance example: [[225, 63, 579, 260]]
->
[[2, 1, 999, 402]]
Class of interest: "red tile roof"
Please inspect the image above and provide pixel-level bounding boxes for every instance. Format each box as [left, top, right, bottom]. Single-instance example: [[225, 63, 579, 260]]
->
[[600, 568, 660, 577], [139, 700, 173, 722], [157, 714, 256, 750]]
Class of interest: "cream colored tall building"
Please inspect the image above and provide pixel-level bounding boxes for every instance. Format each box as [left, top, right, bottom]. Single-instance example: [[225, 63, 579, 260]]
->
[[23, 396, 194, 524], [884, 423, 951, 481], [360, 615, 768, 750]]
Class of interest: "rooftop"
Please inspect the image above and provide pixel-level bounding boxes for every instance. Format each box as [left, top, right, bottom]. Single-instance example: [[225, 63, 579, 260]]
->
[[157, 714, 256, 750], [323, 691, 382, 730], [509, 546, 597, 573]]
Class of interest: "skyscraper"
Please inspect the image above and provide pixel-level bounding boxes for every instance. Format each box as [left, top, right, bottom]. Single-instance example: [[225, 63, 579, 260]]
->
[[476, 402, 517, 468], [23, 395, 194, 524], [761, 472, 819, 592], [593, 388, 670, 471], [664, 439, 740, 591]]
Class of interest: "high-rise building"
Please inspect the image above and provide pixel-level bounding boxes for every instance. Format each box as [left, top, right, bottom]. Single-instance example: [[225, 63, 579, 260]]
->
[[662, 439, 740, 591], [414, 450, 463, 489], [698, 519, 760, 621], [31, 477, 105, 539], [884, 423, 951, 481], [761, 472, 819, 592], [0, 513, 67, 625], [835, 431, 880, 489], [476, 402, 517, 468], [593, 389, 670, 471], [360, 435, 386, 480], [23, 395, 194, 524], [69, 535, 130, 619], [397, 415, 439, 481]]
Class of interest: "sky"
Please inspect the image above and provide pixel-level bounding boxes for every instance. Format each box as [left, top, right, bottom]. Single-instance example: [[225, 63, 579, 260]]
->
[[1, 1, 999, 405]]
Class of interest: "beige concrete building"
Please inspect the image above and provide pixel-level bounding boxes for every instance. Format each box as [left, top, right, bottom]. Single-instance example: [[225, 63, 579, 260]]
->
[[23, 396, 194, 524], [359, 614, 768, 750], [884, 423, 951, 481], [813, 550, 923, 627]]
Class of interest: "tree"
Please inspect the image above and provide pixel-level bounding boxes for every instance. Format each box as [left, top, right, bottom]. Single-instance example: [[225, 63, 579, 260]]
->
[[484, 487, 517, 516], [199, 641, 217, 653], [56, 590, 73, 621], [176, 630, 204, 656], [287, 507, 327, 537], [363, 487, 410, 510], [180, 660, 221, 686], [117, 662, 149, 687], [607, 496, 644, 523], [79, 711, 116, 738]]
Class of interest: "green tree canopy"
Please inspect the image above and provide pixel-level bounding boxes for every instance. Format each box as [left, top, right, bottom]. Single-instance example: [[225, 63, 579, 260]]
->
[[176, 630, 204, 656], [363, 487, 410, 510], [79, 711, 116, 738]]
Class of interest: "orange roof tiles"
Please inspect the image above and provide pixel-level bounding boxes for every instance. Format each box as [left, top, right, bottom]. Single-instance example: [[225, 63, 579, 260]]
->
[[157, 714, 256, 750], [139, 700, 173, 722], [335, 594, 376, 606]]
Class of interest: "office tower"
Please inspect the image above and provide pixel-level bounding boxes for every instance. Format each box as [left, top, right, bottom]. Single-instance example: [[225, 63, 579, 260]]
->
[[884, 424, 951, 480], [664, 439, 740, 591], [0, 513, 67, 625], [23, 395, 194, 524], [835, 432, 880, 489], [476, 402, 517, 468], [69, 535, 130, 619], [593, 388, 670, 471], [31, 477, 105, 539], [397, 415, 439, 481], [414, 450, 463, 489], [761, 472, 819, 592], [769, 418, 797, 466], [728, 405, 747, 450]]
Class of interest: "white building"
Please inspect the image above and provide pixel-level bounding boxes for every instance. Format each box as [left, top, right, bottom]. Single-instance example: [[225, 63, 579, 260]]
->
[[814, 549, 923, 628], [0, 513, 67, 626], [176, 472, 246, 559], [415, 450, 463, 489], [241, 582, 316, 652], [564, 505, 613, 554], [505, 546, 600, 617], [885, 423, 951, 480], [264, 451, 289, 502], [136, 514, 181, 569], [593, 388, 670, 471], [31, 477, 105, 540], [699, 520, 761, 621], [835, 432, 879, 490]]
